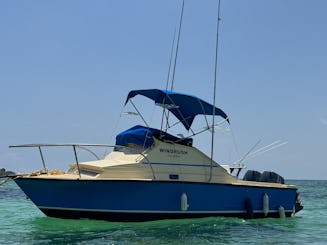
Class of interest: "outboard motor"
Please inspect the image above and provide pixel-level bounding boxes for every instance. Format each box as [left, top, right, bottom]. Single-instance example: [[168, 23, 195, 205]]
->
[[259, 171, 285, 184], [243, 170, 262, 182], [294, 191, 304, 213]]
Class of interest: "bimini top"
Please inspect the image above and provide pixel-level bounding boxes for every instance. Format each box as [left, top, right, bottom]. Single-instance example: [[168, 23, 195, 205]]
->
[[125, 89, 229, 130], [116, 125, 193, 148]]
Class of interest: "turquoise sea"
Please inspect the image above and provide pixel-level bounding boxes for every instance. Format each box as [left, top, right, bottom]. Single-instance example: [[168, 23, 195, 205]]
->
[[0, 180, 326, 244]]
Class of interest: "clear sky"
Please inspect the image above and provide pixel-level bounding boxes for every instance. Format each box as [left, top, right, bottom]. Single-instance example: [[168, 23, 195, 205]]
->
[[0, 0, 326, 180]]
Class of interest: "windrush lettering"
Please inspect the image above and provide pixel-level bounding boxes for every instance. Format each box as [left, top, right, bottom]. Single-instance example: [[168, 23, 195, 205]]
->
[[159, 148, 188, 155]]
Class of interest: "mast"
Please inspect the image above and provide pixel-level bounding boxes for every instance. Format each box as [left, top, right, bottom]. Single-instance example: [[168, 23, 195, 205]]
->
[[209, 0, 222, 182]]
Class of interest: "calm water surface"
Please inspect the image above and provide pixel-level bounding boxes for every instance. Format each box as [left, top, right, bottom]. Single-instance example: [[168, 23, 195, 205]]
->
[[0, 180, 326, 244]]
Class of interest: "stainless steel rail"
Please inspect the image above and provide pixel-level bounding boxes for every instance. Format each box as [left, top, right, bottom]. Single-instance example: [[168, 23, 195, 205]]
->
[[9, 144, 154, 179]]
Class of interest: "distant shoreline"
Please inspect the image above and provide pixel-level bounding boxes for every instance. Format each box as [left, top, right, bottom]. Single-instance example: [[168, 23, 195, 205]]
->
[[0, 168, 16, 178]]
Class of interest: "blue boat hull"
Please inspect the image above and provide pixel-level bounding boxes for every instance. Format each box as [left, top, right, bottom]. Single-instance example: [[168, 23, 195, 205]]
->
[[14, 178, 298, 221]]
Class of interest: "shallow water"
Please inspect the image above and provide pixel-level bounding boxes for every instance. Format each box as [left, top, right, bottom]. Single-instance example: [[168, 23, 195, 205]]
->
[[0, 180, 326, 244]]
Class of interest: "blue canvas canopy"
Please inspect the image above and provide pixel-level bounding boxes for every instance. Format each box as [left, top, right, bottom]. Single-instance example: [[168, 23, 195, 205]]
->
[[125, 89, 229, 130], [116, 125, 193, 148]]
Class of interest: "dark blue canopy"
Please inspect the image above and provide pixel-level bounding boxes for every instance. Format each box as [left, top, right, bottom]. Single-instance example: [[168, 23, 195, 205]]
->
[[116, 125, 193, 148], [125, 89, 229, 130]]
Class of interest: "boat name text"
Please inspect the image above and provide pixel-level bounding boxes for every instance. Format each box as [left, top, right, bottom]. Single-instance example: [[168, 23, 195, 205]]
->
[[159, 148, 188, 155]]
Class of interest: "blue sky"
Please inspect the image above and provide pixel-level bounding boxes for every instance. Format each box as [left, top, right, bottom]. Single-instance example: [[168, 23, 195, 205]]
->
[[0, 0, 326, 180]]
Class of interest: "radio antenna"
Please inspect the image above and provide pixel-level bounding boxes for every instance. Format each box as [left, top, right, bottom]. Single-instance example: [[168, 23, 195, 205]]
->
[[165, 0, 185, 131], [209, 0, 222, 182]]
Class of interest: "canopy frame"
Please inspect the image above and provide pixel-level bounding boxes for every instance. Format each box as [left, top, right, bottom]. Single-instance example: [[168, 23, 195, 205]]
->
[[125, 89, 229, 133]]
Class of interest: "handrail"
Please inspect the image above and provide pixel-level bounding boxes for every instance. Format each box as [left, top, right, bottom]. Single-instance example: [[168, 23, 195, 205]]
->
[[9, 143, 154, 179], [9, 143, 116, 148], [9, 144, 114, 177]]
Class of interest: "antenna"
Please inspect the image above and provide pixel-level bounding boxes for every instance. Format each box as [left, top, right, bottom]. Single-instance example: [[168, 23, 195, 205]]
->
[[209, 0, 222, 182], [170, 0, 184, 91], [165, 0, 185, 131], [161, 29, 177, 132]]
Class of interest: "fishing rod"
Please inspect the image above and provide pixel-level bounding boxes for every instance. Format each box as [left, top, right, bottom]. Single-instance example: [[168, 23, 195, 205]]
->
[[232, 140, 288, 165], [235, 139, 262, 167]]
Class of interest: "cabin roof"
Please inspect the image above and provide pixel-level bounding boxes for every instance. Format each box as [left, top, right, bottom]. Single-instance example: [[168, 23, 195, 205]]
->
[[115, 125, 193, 148]]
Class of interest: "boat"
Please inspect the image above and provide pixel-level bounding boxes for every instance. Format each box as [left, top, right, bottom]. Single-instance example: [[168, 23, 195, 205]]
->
[[9, 88, 303, 221], [8, 2, 303, 222]]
